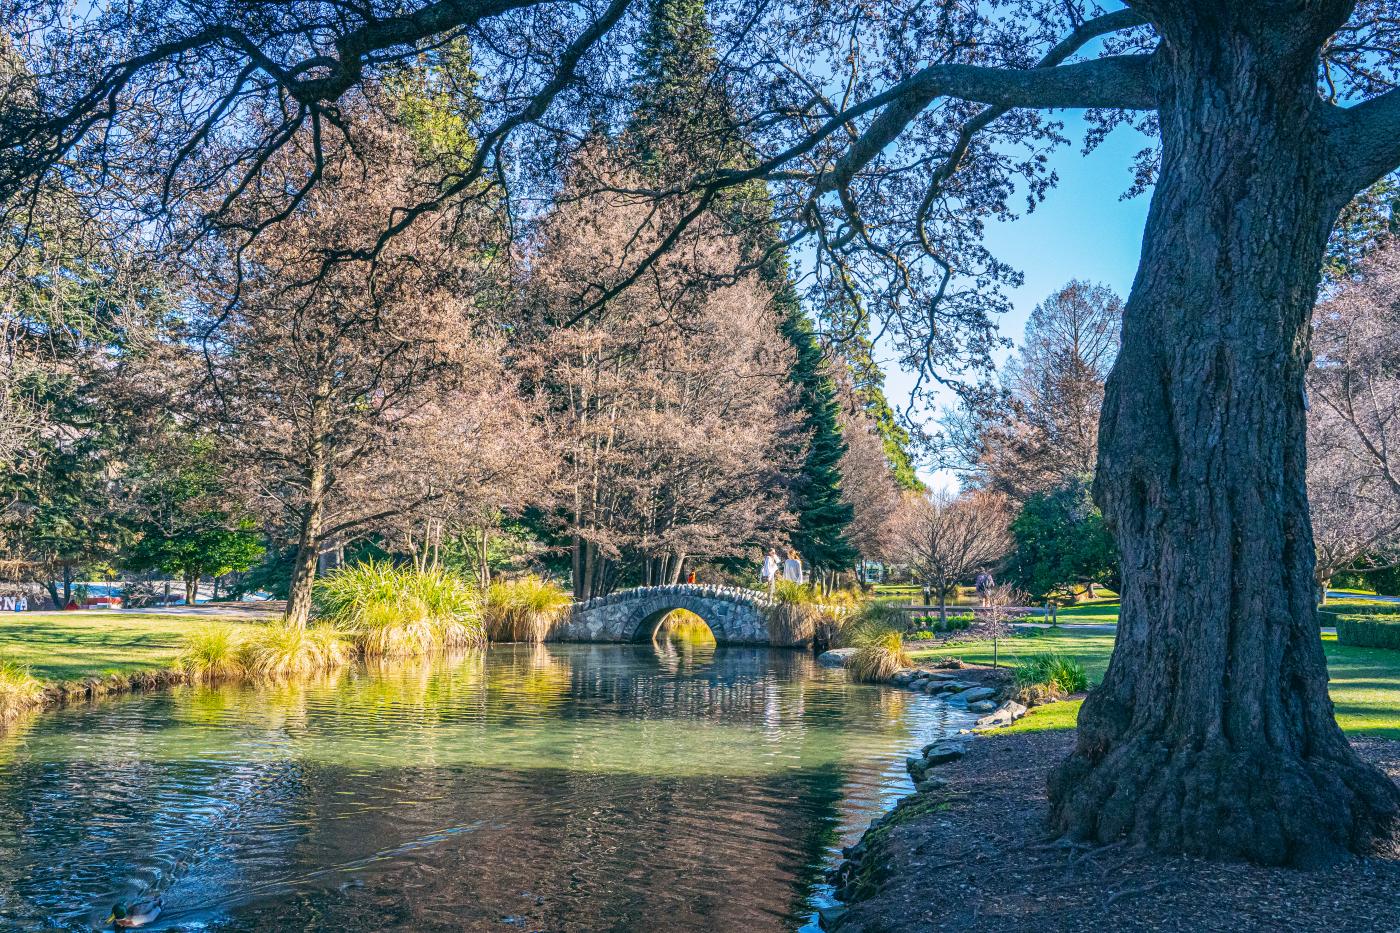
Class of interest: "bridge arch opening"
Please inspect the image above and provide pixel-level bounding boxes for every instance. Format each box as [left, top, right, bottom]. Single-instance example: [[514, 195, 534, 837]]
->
[[631, 607, 720, 645]]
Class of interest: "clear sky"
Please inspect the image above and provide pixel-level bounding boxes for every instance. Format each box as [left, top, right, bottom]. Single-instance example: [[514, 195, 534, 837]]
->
[[881, 112, 1155, 489]]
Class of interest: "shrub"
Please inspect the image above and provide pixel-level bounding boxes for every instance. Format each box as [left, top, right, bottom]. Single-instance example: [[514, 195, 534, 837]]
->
[[315, 561, 484, 655], [0, 658, 45, 719], [178, 624, 244, 680], [483, 575, 572, 642], [1013, 652, 1089, 699], [910, 612, 974, 634], [1337, 618, 1400, 650], [239, 623, 351, 679]]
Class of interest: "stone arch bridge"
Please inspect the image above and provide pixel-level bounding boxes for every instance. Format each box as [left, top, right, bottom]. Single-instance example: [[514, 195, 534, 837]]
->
[[551, 584, 793, 646]]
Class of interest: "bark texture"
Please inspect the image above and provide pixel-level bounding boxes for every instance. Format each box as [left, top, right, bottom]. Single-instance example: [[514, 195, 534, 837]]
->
[[1049, 9, 1400, 865]]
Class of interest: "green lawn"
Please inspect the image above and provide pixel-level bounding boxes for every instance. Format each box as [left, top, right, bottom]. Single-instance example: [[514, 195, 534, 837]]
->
[[0, 613, 242, 681], [913, 628, 1400, 739], [1047, 600, 1120, 625]]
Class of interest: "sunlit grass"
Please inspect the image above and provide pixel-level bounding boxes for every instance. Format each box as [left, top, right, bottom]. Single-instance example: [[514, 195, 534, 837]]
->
[[315, 561, 484, 655], [921, 629, 1400, 739], [177, 624, 244, 681], [0, 657, 46, 719], [0, 613, 242, 681], [239, 623, 351, 679], [483, 575, 572, 642]]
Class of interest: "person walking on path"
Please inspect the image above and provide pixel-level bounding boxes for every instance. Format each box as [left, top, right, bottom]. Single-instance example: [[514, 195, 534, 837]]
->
[[782, 551, 804, 585], [761, 549, 781, 593], [974, 569, 994, 608]]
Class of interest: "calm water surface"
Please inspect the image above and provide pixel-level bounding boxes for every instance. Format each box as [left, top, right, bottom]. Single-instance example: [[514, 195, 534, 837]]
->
[[0, 642, 972, 931]]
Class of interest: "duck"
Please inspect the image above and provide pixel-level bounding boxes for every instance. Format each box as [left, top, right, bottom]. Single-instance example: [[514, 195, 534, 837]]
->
[[106, 897, 162, 928]]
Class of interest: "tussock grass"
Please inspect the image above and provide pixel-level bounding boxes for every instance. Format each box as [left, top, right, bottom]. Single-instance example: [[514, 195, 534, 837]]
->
[[841, 606, 912, 682], [178, 624, 245, 680], [315, 561, 484, 655], [0, 658, 46, 720], [483, 575, 571, 642], [1013, 651, 1089, 700], [767, 582, 862, 646], [848, 631, 912, 683], [239, 623, 351, 679]]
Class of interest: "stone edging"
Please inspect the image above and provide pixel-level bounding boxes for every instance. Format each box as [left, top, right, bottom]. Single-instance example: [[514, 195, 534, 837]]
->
[[812, 654, 1035, 931]]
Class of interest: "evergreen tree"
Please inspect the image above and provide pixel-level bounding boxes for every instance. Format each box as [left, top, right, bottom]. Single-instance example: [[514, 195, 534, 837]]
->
[[780, 287, 858, 575]]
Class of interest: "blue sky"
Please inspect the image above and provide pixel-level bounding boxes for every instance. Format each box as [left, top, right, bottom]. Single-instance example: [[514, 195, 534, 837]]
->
[[881, 112, 1155, 489]]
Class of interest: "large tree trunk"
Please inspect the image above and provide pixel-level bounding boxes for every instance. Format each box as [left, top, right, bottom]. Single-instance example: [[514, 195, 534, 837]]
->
[[184, 574, 198, 608], [1050, 18, 1400, 865]]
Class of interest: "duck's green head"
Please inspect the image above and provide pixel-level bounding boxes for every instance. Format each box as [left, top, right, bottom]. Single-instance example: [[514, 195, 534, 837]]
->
[[107, 902, 128, 923]]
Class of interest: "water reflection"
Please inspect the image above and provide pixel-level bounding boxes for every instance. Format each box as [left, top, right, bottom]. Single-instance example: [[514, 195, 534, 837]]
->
[[0, 644, 973, 931]]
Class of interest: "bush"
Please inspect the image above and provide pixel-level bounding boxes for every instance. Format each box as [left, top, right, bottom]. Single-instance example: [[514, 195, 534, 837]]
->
[[766, 582, 859, 647], [483, 575, 572, 642], [239, 623, 351, 679], [315, 561, 484, 655], [910, 613, 974, 634], [1013, 652, 1089, 699], [178, 623, 244, 680], [1337, 618, 1400, 649], [0, 658, 45, 719]]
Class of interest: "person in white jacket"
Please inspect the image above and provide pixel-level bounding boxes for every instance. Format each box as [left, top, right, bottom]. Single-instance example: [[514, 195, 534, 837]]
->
[[760, 549, 781, 591]]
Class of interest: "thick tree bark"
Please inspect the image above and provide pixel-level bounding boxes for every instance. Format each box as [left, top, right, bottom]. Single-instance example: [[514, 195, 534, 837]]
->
[[184, 574, 198, 608], [1049, 16, 1400, 865]]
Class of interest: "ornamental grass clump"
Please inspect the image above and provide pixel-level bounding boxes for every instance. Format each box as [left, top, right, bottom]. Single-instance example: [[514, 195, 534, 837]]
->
[[178, 623, 244, 681], [842, 606, 912, 683], [482, 575, 572, 642], [1013, 652, 1089, 701], [315, 561, 483, 656], [0, 658, 46, 720], [767, 581, 861, 646], [239, 622, 351, 679], [847, 630, 912, 683]]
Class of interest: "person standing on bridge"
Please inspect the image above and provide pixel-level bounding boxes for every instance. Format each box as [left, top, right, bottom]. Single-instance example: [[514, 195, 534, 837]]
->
[[782, 551, 804, 585], [761, 549, 781, 592]]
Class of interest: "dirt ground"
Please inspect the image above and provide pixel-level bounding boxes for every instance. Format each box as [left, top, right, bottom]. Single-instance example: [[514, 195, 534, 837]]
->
[[830, 731, 1400, 933]]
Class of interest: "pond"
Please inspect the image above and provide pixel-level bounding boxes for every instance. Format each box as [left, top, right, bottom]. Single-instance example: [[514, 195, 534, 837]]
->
[[0, 642, 972, 931]]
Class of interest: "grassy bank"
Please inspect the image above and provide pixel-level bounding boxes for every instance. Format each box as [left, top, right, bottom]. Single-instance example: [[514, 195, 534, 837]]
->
[[912, 628, 1400, 739], [0, 612, 255, 681]]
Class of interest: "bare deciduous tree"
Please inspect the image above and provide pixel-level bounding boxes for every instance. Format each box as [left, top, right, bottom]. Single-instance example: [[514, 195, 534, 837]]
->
[[895, 490, 1011, 626], [1309, 239, 1400, 600], [525, 152, 796, 598], [201, 118, 502, 625], [946, 280, 1121, 501]]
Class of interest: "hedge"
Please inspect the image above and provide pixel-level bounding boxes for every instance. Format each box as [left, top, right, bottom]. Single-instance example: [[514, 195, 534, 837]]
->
[[1337, 618, 1400, 650]]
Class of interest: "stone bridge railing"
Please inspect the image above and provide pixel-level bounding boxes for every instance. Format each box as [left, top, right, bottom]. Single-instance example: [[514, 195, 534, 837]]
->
[[551, 584, 783, 646]]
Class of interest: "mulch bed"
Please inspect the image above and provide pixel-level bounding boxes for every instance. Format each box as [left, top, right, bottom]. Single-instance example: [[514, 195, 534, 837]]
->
[[833, 731, 1400, 933]]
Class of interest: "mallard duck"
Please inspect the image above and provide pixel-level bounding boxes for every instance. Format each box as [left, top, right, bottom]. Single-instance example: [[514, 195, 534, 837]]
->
[[106, 897, 161, 928]]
